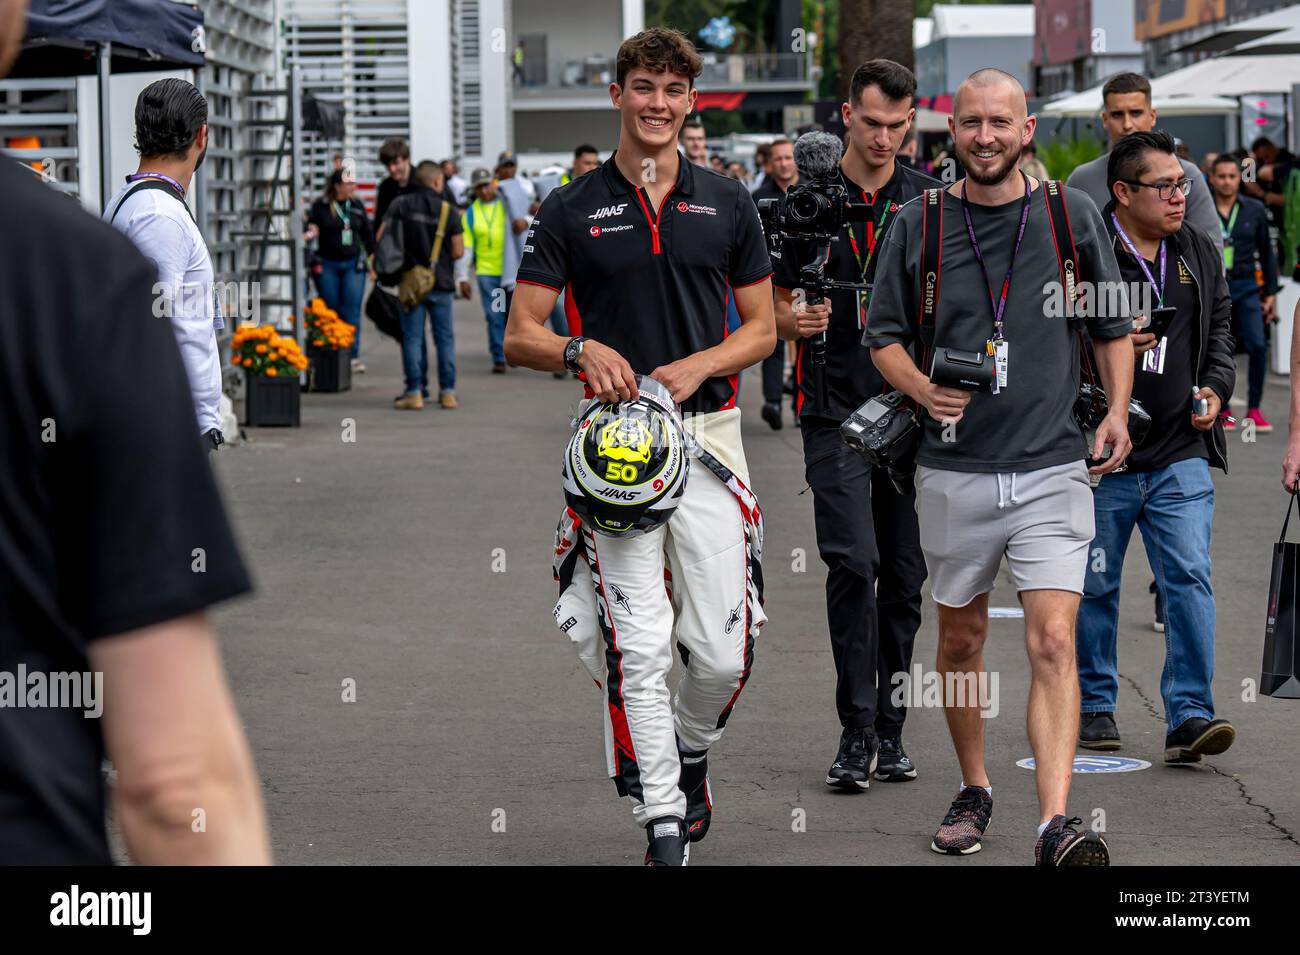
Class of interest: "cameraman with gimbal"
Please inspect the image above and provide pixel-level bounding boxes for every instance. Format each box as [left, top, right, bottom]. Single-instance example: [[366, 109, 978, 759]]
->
[[770, 61, 938, 791]]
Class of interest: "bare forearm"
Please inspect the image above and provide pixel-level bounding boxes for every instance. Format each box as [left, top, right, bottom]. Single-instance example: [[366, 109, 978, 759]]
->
[[1093, 336, 1134, 411], [695, 316, 776, 378], [503, 317, 566, 371], [118, 756, 270, 865], [775, 293, 799, 340], [871, 343, 929, 402]]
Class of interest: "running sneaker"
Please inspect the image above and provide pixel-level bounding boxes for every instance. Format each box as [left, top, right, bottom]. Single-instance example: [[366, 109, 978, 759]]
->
[[1034, 815, 1109, 866], [1165, 716, 1236, 764], [678, 746, 712, 843], [874, 735, 918, 781], [931, 786, 993, 855], [1247, 408, 1274, 433], [826, 726, 877, 791], [644, 817, 689, 866], [1078, 711, 1122, 751]]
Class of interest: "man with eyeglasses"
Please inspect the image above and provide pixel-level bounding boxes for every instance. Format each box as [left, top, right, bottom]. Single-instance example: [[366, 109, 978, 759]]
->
[[1077, 130, 1237, 764]]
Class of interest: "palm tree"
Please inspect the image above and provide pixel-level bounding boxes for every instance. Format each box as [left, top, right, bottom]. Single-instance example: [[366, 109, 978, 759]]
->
[[838, 0, 914, 101]]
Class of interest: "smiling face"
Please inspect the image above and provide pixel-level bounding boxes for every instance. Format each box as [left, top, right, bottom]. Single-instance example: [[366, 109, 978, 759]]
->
[[951, 79, 1034, 187], [612, 67, 697, 156], [842, 83, 914, 172]]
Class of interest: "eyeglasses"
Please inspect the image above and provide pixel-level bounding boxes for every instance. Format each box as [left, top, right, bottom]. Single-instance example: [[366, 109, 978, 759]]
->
[[1122, 177, 1192, 201]]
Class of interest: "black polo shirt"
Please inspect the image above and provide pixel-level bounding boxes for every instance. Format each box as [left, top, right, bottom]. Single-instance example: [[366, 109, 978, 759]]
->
[[516, 151, 772, 415], [772, 160, 939, 424]]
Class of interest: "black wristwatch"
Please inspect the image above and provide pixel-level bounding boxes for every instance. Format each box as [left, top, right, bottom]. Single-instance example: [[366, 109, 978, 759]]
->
[[563, 336, 587, 373]]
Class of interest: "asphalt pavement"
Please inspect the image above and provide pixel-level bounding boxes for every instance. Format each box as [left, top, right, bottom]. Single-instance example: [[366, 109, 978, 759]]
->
[[211, 297, 1300, 865]]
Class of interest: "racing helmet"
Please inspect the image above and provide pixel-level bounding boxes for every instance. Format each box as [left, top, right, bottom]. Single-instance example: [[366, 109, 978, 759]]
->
[[563, 376, 689, 537]]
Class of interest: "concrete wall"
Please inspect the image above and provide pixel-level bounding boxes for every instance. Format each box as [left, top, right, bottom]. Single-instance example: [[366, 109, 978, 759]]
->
[[513, 109, 622, 158], [512, 3, 624, 88], [945, 37, 1033, 94]]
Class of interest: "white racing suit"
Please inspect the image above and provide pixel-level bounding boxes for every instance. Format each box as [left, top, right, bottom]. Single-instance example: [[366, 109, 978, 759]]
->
[[552, 408, 766, 825]]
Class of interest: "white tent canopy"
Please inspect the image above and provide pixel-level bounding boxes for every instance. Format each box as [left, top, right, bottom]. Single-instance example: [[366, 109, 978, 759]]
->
[[1147, 53, 1300, 98], [1040, 91, 1239, 118]]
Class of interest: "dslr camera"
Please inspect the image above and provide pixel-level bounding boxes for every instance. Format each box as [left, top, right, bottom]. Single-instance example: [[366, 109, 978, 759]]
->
[[1073, 383, 1153, 466], [757, 178, 872, 242], [841, 390, 921, 494]]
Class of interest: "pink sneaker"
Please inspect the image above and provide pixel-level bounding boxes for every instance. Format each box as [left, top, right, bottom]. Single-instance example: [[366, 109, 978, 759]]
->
[[1247, 408, 1274, 433], [1220, 412, 1236, 431]]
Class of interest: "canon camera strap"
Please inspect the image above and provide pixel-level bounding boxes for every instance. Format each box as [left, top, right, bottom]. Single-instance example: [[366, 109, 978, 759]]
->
[[1039, 179, 1097, 384]]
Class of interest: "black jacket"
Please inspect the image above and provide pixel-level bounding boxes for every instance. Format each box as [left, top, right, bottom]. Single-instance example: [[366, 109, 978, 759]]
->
[[1220, 194, 1278, 293], [375, 186, 463, 292], [1103, 200, 1236, 471]]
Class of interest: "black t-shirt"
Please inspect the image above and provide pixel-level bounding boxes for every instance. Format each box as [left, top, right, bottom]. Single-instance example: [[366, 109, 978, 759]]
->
[[308, 196, 375, 261], [374, 176, 419, 228], [864, 183, 1132, 472], [1117, 245, 1206, 472], [381, 187, 464, 292], [517, 152, 772, 415], [0, 160, 253, 863], [771, 161, 939, 424]]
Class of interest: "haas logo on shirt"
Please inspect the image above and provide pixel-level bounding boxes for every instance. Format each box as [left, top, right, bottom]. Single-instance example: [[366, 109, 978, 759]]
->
[[587, 203, 627, 220]]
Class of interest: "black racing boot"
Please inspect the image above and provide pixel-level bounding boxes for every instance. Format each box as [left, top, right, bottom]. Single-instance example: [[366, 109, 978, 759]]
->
[[644, 816, 689, 866], [677, 743, 712, 844]]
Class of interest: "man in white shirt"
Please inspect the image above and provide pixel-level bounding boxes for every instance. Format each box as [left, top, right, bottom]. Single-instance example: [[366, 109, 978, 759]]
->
[[104, 78, 223, 453]]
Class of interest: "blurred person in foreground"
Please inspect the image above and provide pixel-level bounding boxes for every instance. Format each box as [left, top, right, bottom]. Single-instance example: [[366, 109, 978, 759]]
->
[[0, 0, 267, 864]]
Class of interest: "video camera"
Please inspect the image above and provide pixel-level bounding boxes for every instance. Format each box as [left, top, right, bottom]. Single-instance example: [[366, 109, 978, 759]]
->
[[757, 131, 874, 417]]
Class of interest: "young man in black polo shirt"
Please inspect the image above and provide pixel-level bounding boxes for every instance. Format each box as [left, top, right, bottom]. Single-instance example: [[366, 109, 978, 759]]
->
[[774, 60, 937, 792], [1077, 131, 1237, 764], [504, 27, 775, 865]]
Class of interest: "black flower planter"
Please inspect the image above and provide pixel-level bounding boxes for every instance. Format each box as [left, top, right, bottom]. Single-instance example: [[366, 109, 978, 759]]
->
[[244, 373, 301, 427], [307, 346, 352, 393]]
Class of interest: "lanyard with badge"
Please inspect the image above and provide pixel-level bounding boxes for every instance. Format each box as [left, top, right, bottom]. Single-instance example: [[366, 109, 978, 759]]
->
[[960, 173, 1033, 394], [1219, 201, 1238, 271], [847, 187, 894, 330], [477, 199, 500, 248], [332, 199, 353, 247], [1111, 212, 1173, 376]]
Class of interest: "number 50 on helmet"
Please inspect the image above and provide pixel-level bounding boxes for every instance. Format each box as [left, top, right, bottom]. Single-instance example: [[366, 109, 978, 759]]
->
[[563, 377, 689, 537]]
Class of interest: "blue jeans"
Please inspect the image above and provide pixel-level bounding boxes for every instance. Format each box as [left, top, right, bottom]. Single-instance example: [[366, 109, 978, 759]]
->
[[1077, 457, 1217, 729], [476, 275, 512, 364], [316, 256, 366, 359], [1229, 277, 1266, 409], [400, 290, 455, 396]]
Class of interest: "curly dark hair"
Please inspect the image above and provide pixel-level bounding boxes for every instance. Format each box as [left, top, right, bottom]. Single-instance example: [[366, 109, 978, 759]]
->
[[133, 78, 207, 159], [616, 27, 702, 88]]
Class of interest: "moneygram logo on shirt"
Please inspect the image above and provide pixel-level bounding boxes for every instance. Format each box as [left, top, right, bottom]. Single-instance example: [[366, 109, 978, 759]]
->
[[587, 204, 628, 220], [677, 201, 717, 216], [589, 224, 635, 237]]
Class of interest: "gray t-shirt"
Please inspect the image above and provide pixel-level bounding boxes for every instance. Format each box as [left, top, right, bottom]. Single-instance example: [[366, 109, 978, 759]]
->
[[863, 184, 1132, 473], [1067, 152, 1223, 257]]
